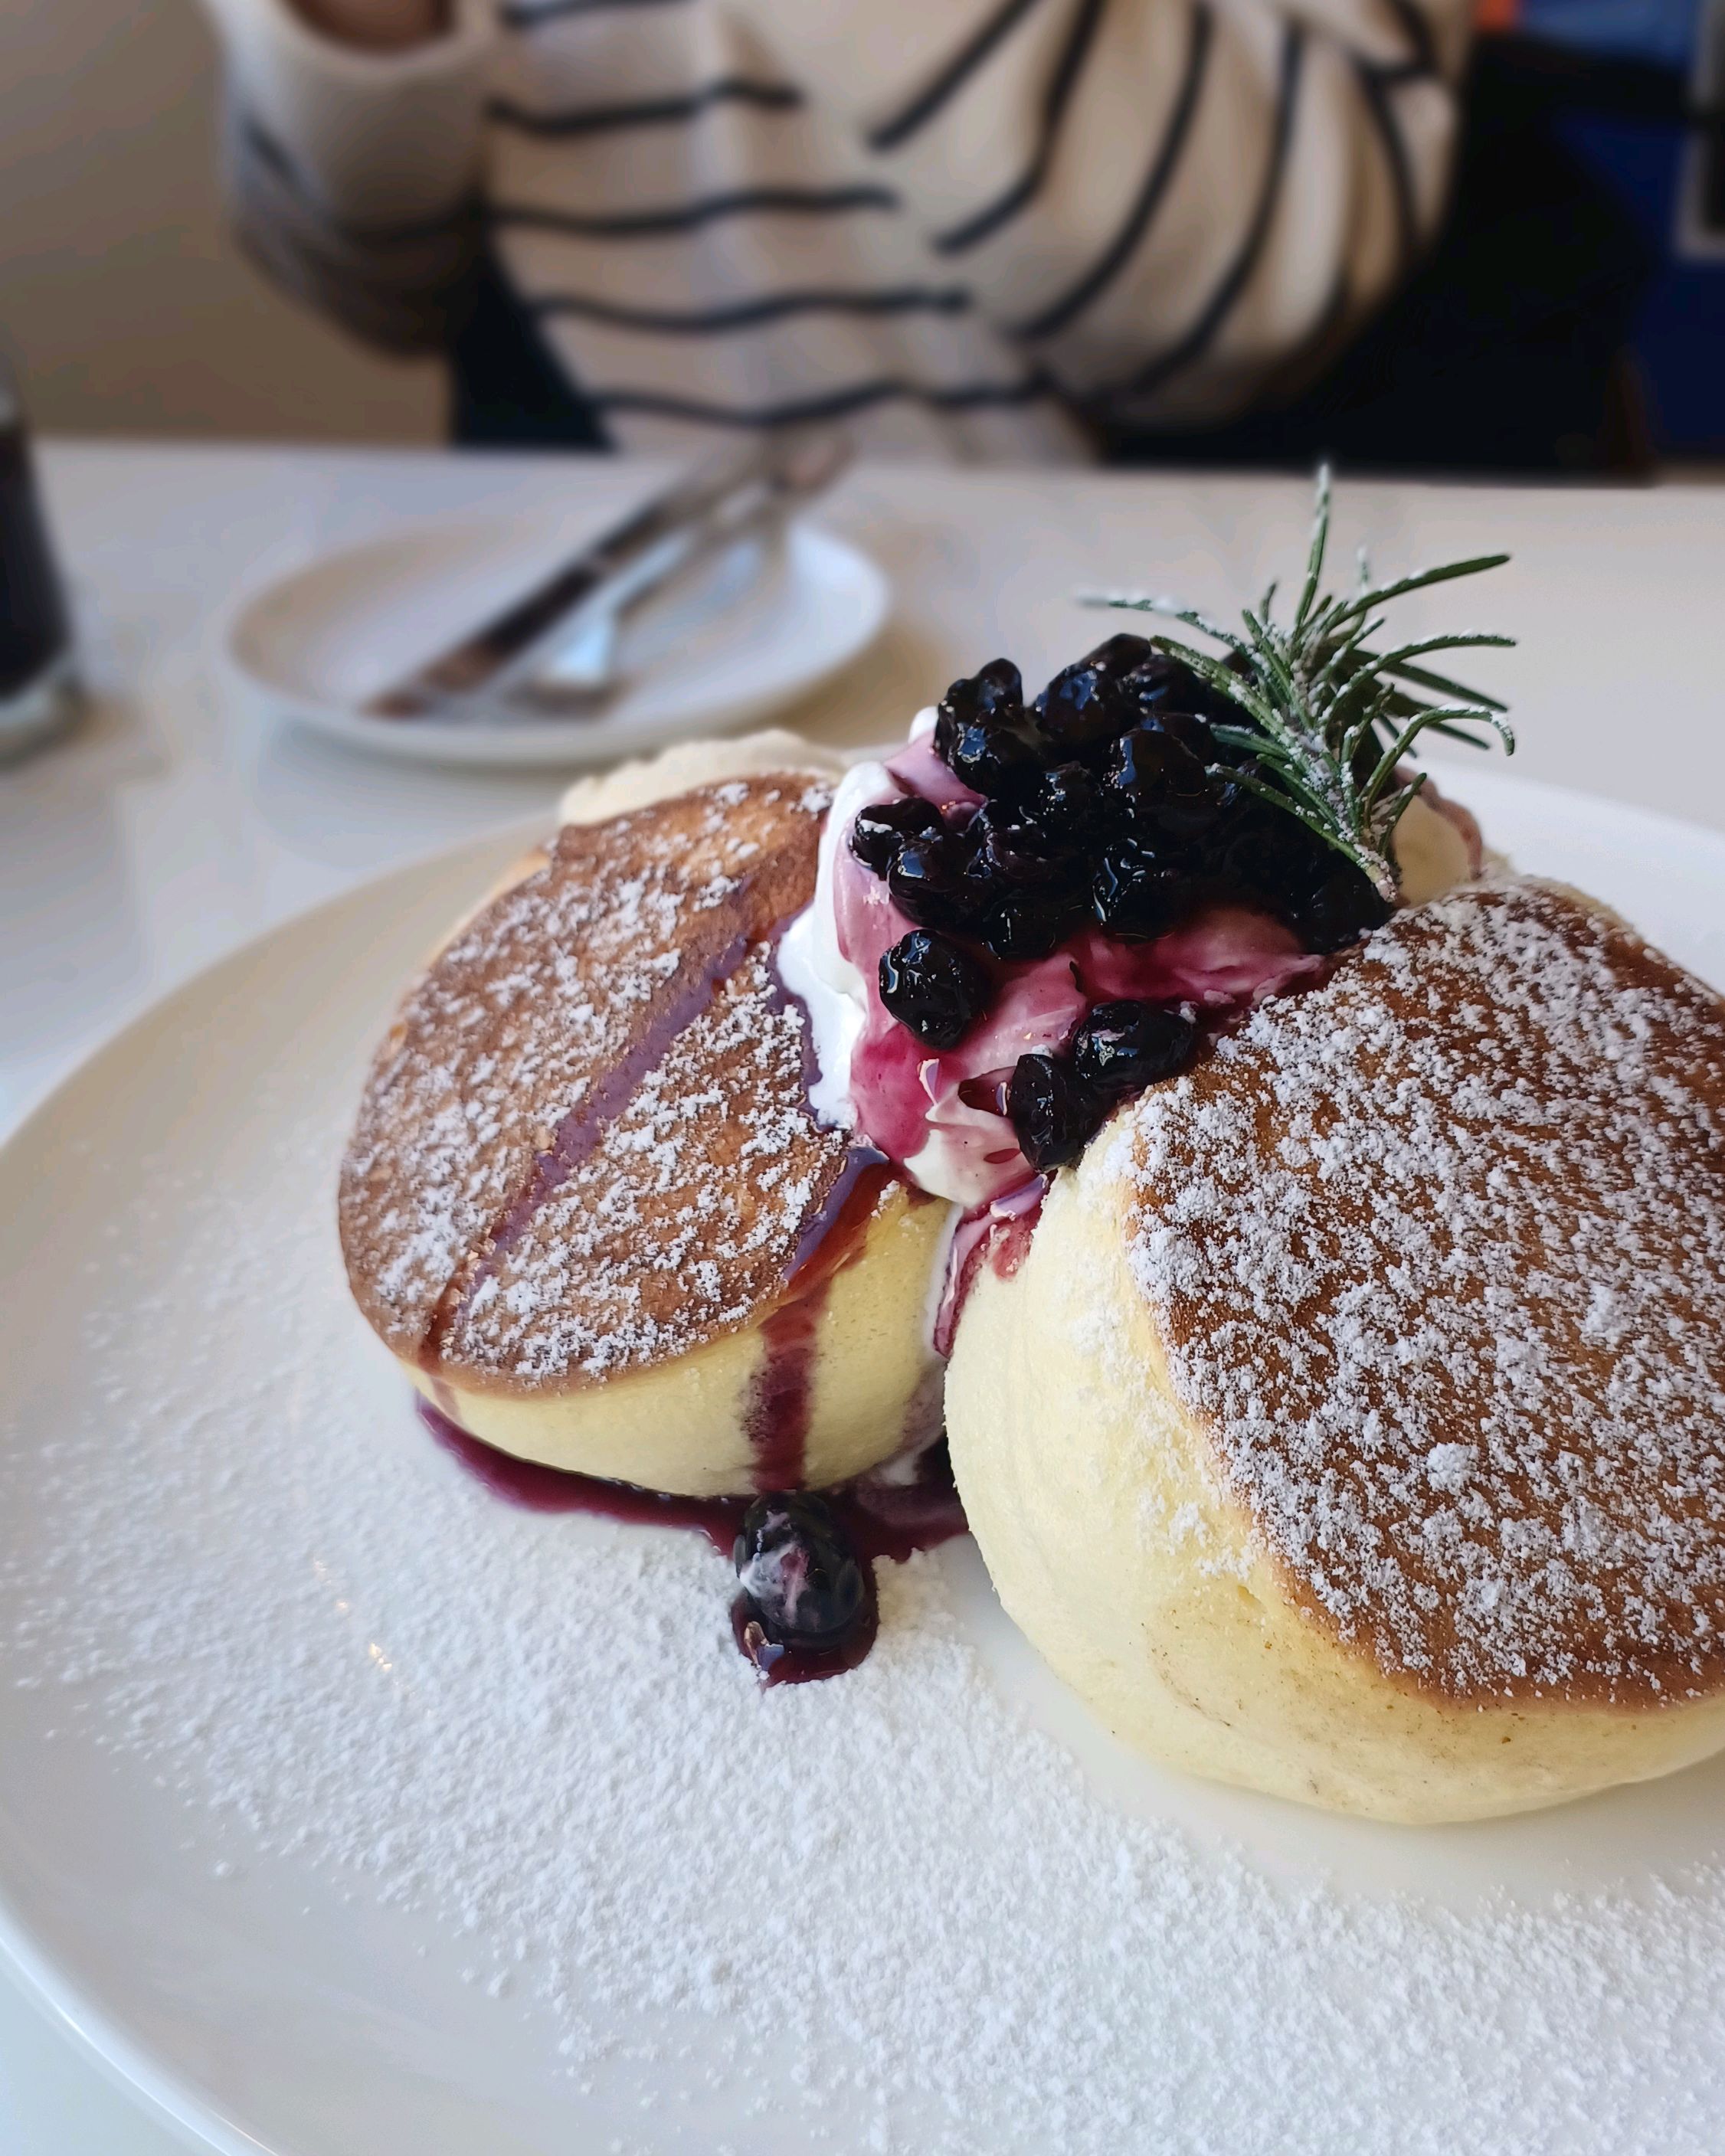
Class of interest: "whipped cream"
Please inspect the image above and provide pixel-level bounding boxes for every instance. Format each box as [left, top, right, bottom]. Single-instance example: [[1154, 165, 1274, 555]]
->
[[778, 712, 1327, 1209]]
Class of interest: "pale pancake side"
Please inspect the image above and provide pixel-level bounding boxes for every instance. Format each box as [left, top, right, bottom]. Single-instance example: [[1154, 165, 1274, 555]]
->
[[339, 773, 859, 1395], [1124, 879, 1725, 1706]]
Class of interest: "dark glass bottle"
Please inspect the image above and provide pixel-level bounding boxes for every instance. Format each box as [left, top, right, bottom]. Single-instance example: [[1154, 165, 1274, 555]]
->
[[0, 355, 78, 761]]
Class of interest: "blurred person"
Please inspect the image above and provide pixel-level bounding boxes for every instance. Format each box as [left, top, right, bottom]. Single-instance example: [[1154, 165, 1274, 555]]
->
[[201, 0, 1480, 461]]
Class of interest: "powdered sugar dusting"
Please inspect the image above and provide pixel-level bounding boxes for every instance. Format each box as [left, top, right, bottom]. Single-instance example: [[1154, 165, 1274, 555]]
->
[[8, 1071, 1725, 2152], [1124, 879, 1725, 1701], [458, 948, 833, 1380], [339, 774, 848, 1384]]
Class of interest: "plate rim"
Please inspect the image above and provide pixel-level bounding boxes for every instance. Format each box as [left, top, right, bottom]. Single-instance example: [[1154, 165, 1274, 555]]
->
[[6, 764, 1725, 2154], [0, 818, 547, 2156]]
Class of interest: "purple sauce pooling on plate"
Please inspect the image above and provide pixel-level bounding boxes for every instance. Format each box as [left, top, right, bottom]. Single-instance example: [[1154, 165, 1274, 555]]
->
[[732, 1588, 879, 1686], [417, 1401, 967, 1683]]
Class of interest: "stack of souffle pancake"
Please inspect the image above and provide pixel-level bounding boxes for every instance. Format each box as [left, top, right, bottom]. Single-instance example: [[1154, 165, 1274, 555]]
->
[[341, 728, 1725, 1826]]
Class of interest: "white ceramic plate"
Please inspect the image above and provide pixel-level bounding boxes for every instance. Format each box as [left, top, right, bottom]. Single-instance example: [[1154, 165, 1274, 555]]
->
[[218, 511, 889, 768], [5, 767, 1725, 2156]]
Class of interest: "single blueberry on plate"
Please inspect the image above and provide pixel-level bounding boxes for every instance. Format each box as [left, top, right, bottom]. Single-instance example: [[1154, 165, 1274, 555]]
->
[[879, 929, 992, 1049], [735, 1493, 867, 1646]]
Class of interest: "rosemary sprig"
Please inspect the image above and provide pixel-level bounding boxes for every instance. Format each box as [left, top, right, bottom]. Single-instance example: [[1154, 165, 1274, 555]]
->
[[1077, 468, 1515, 901]]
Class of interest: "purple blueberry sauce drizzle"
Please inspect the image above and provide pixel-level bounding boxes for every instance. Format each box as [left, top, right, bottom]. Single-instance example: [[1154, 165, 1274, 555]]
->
[[413, 630, 1423, 1689], [731, 1593, 879, 1686], [423, 927, 758, 1360], [743, 1288, 828, 1495], [417, 1404, 966, 1686]]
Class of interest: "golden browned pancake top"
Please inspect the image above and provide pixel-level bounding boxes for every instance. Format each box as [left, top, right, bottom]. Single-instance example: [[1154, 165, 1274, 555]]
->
[[340, 773, 855, 1391], [1123, 880, 1725, 1705]]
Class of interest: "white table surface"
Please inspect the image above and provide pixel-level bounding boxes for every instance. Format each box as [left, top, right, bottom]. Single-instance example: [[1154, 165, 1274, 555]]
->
[[3, 439, 1724, 2152]]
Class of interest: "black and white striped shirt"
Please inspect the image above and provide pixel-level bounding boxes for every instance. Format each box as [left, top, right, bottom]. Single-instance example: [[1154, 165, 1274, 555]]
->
[[205, 0, 1469, 460]]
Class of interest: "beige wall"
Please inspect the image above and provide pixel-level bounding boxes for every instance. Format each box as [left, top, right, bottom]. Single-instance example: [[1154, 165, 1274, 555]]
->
[[0, 0, 443, 441]]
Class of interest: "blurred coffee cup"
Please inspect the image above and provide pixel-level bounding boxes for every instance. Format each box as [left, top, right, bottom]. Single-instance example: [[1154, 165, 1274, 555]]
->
[[0, 353, 80, 764]]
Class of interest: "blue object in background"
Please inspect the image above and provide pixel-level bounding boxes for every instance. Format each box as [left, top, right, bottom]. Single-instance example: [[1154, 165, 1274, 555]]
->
[[1519, 0, 1700, 70], [1483, 0, 1725, 453]]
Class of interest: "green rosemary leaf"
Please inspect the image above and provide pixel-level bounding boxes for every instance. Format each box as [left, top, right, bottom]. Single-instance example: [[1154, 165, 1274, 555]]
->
[[1229, 767, 1385, 887], [1421, 718, 1501, 750], [1077, 469, 1514, 898], [1291, 464, 1333, 638], [1381, 657, 1511, 716], [1330, 553, 1512, 623], [1360, 705, 1488, 816], [1074, 591, 1243, 650]]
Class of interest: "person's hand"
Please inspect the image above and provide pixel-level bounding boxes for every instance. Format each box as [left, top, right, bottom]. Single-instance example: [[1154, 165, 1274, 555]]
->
[[286, 0, 450, 50]]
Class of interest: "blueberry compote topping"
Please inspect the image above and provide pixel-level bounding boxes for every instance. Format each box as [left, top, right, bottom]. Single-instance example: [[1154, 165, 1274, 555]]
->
[[1071, 999, 1196, 1099], [932, 656, 1044, 801], [879, 930, 990, 1049], [1006, 1052, 1099, 1173], [849, 793, 944, 875], [847, 635, 1393, 1179]]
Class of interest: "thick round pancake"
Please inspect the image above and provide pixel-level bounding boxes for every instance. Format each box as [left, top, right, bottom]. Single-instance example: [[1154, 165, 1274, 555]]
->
[[341, 770, 947, 1495], [948, 880, 1725, 1819]]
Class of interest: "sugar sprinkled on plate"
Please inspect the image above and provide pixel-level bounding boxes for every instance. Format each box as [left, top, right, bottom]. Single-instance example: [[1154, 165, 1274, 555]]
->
[[5, 1075, 1725, 2153]]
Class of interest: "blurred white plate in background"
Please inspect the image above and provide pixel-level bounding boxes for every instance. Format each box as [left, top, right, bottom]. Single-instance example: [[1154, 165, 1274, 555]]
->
[[218, 510, 889, 768]]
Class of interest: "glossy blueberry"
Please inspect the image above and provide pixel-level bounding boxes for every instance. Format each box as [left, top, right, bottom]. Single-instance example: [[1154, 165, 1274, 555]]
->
[[878, 930, 992, 1049], [1091, 844, 1196, 941], [977, 888, 1087, 963], [1023, 761, 1102, 847], [1036, 658, 1139, 765], [887, 832, 983, 934], [1086, 632, 1159, 676], [848, 794, 944, 876], [1071, 999, 1196, 1097], [1032, 633, 1156, 761], [934, 659, 1046, 802], [1105, 723, 1225, 846], [1290, 864, 1393, 954], [937, 655, 1025, 732], [1007, 1052, 1108, 1171], [941, 712, 1045, 803], [734, 1494, 866, 1646], [1120, 651, 1216, 720], [965, 800, 1074, 892]]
